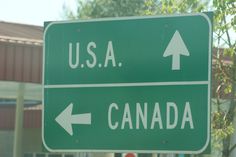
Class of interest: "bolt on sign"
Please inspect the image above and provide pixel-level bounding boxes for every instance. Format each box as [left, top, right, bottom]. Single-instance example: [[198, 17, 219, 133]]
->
[[43, 12, 212, 154]]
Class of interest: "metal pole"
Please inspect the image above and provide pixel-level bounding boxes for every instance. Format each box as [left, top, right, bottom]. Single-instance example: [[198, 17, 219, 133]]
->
[[152, 154, 157, 157], [92, 153, 114, 157], [13, 83, 25, 157]]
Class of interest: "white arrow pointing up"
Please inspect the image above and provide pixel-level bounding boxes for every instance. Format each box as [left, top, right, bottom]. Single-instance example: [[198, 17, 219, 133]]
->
[[55, 103, 91, 136], [163, 30, 190, 70]]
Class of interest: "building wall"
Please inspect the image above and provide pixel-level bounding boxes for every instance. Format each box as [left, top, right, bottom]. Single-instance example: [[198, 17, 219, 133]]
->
[[0, 105, 42, 130], [0, 129, 42, 157], [23, 128, 42, 153], [0, 130, 14, 157], [0, 41, 42, 84]]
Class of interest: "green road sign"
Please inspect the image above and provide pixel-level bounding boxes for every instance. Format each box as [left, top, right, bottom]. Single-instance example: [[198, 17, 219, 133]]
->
[[43, 13, 212, 154]]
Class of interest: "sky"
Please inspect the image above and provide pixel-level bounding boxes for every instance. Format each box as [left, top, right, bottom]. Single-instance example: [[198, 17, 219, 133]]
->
[[0, 0, 76, 26]]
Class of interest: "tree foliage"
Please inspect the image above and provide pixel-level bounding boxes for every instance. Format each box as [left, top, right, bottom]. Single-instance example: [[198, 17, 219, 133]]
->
[[63, 0, 209, 19], [144, 0, 207, 15], [63, 0, 146, 19], [212, 0, 236, 157]]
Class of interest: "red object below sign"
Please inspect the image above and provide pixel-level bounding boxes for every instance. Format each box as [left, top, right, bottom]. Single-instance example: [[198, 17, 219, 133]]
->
[[124, 153, 137, 157]]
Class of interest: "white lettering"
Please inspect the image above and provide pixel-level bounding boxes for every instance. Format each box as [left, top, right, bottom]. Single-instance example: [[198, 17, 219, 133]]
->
[[108, 103, 119, 130], [69, 42, 79, 69], [136, 102, 147, 129], [181, 102, 194, 129], [104, 41, 116, 67], [151, 103, 163, 129], [107, 101, 194, 130], [86, 42, 97, 68], [121, 103, 133, 129], [166, 102, 178, 129]]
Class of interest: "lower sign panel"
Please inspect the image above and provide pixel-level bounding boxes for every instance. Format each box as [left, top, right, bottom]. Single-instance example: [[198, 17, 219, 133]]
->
[[43, 84, 209, 153]]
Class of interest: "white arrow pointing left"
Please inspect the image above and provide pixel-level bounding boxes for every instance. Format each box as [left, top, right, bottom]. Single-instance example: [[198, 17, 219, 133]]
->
[[55, 103, 91, 136]]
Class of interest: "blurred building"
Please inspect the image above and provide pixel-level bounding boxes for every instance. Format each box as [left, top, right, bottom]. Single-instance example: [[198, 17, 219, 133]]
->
[[0, 21, 75, 157]]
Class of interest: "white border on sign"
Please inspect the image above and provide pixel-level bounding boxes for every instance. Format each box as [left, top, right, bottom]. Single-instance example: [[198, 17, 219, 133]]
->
[[42, 12, 212, 154]]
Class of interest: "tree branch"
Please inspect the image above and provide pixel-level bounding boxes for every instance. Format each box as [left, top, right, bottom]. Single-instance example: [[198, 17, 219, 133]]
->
[[229, 143, 236, 154], [223, 12, 232, 47]]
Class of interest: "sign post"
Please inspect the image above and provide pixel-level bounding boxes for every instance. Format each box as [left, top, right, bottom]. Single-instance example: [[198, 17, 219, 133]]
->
[[43, 13, 212, 154]]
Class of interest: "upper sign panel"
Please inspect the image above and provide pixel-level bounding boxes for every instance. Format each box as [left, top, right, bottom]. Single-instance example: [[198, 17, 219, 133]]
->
[[44, 13, 211, 86]]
